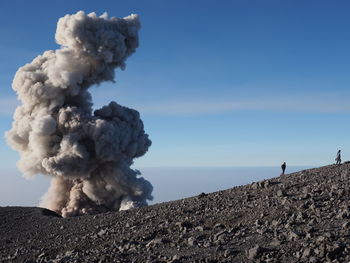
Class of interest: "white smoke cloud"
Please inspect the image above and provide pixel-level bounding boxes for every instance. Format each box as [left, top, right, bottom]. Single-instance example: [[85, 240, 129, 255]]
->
[[6, 11, 153, 217]]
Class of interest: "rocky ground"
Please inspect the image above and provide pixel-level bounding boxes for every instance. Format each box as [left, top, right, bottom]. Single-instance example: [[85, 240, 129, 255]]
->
[[2, 163, 350, 262]]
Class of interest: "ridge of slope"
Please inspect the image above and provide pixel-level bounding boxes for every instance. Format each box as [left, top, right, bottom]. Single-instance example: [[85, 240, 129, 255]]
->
[[1, 164, 350, 262]]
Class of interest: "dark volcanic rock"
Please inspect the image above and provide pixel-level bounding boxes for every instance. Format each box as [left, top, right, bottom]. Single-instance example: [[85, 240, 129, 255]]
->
[[2, 164, 350, 262]]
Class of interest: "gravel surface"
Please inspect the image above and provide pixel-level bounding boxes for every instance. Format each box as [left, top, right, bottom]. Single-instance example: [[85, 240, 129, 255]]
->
[[2, 163, 350, 262]]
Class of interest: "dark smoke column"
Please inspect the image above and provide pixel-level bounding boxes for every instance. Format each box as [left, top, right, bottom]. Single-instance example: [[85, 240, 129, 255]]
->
[[6, 11, 153, 217]]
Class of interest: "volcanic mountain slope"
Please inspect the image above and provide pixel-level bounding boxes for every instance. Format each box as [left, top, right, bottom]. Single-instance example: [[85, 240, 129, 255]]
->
[[2, 164, 350, 263]]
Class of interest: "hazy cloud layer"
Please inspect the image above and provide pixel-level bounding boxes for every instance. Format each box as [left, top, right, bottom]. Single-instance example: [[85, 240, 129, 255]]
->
[[136, 95, 350, 116]]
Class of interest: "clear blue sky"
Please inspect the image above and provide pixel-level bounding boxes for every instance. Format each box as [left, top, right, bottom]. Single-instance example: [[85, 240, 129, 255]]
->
[[1, 0, 350, 172]]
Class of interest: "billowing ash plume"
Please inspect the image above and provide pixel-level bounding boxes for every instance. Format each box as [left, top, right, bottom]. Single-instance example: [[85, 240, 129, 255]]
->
[[6, 11, 153, 217]]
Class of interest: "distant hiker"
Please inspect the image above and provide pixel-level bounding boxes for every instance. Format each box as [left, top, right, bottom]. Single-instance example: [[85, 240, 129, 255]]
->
[[335, 150, 341, 165], [281, 162, 286, 175]]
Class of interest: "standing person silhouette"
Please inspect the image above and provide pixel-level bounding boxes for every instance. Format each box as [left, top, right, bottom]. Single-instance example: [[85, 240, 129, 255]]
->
[[335, 150, 341, 165], [281, 162, 286, 175]]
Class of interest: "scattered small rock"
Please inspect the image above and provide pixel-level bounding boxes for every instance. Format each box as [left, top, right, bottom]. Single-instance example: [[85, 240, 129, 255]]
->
[[247, 245, 264, 259]]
